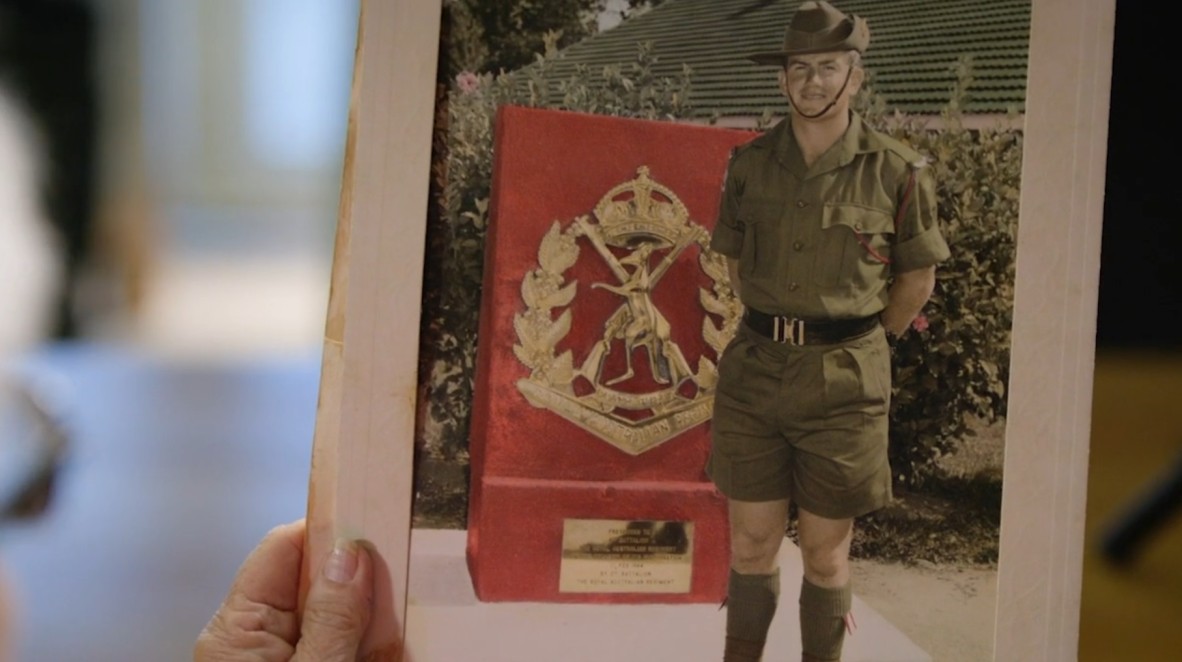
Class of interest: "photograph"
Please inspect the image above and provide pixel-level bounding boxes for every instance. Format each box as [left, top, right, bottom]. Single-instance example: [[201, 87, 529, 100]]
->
[[301, 0, 1111, 660], [416, 1, 1027, 659]]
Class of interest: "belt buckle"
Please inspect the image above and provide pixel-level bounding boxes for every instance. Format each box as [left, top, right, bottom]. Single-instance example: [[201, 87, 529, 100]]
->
[[772, 316, 805, 345]]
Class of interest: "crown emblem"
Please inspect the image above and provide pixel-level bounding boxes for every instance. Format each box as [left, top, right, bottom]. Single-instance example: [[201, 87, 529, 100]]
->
[[512, 166, 742, 455], [594, 166, 690, 248]]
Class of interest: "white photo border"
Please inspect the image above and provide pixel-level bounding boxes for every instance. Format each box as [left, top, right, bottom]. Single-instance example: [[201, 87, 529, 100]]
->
[[995, 0, 1114, 659]]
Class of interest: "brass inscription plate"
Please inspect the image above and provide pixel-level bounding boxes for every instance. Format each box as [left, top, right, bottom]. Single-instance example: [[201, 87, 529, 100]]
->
[[559, 519, 693, 593]]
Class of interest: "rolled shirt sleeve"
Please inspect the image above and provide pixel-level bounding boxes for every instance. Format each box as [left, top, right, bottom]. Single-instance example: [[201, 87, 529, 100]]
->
[[891, 165, 950, 273]]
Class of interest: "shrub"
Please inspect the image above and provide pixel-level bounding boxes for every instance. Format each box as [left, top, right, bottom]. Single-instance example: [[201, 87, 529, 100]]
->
[[857, 57, 1020, 488]]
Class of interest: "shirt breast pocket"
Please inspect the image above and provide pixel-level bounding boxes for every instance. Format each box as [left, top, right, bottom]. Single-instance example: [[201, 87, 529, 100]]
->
[[814, 203, 895, 289], [737, 200, 783, 280]]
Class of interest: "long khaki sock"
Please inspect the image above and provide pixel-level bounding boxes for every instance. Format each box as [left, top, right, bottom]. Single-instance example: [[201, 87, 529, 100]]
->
[[723, 568, 780, 661], [798, 577, 851, 662]]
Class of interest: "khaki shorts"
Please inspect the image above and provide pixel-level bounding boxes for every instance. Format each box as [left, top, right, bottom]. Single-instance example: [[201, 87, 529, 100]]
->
[[707, 321, 893, 519]]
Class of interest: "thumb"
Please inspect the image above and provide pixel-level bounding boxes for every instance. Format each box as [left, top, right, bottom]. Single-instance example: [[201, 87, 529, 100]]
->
[[293, 539, 374, 661]]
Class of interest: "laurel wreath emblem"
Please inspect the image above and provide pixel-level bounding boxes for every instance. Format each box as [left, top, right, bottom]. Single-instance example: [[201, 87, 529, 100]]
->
[[513, 218, 740, 391], [513, 221, 582, 388]]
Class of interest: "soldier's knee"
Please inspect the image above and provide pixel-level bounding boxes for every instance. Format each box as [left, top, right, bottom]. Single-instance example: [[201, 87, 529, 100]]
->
[[730, 530, 781, 573], [800, 545, 846, 583]]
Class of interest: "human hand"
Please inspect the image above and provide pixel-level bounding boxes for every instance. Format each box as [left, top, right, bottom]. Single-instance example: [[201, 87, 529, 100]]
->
[[194, 519, 373, 661]]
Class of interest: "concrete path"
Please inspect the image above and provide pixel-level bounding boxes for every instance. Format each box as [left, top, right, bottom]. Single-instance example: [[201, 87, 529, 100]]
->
[[406, 529, 931, 662]]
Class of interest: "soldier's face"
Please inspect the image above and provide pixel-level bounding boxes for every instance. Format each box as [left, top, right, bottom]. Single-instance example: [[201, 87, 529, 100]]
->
[[779, 51, 864, 118]]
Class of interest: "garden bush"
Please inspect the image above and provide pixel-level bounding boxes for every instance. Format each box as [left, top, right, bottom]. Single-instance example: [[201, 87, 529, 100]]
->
[[858, 58, 1020, 488]]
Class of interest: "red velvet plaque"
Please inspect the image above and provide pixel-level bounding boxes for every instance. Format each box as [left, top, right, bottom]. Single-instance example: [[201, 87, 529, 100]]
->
[[466, 105, 756, 603]]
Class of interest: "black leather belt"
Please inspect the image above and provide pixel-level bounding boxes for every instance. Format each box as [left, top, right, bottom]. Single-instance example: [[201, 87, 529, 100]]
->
[[743, 309, 879, 345]]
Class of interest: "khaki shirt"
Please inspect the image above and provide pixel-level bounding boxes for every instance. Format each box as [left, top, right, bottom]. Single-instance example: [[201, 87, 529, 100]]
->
[[710, 112, 951, 319]]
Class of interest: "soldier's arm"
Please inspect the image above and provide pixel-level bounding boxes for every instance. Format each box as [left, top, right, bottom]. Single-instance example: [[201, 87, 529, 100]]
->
[[883, 162, 947, 336], [880, 265, 935, 336], [889, 166, 949, 273], [726, 257, 742, 301], [711, 147, 746, 301]]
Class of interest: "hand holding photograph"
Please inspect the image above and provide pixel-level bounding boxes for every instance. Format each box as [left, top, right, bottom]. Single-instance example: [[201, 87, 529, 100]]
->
[[302, 1, 1114, 660]]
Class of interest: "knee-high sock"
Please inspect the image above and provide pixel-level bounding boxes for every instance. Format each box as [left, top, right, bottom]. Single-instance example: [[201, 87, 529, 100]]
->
[[799, 577, 852, 661], [724, 568, 780, 661]]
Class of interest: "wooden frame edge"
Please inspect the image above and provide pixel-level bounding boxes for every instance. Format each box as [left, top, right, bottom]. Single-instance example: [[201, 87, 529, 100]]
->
[[995, 0, 1115, 659], [302, 1, 443, 659]]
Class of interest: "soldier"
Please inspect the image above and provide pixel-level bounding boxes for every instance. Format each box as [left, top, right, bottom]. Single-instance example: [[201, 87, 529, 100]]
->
[[706, 2, 950, 661]]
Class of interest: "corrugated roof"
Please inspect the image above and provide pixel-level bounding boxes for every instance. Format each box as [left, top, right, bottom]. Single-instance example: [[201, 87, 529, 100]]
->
[[535, 0, 1030, 117]]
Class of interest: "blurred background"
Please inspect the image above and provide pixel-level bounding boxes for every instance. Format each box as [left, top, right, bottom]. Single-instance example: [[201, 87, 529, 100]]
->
[[0, 0, 1177, 660], [0, 0, 358, 659], [1079, 0, 1182, 659]]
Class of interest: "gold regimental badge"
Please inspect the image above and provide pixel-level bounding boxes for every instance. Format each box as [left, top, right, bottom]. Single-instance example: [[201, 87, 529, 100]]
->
[[514, 166, 742, 455]]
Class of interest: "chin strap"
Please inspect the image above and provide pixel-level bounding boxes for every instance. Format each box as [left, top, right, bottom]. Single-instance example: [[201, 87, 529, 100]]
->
[[787, 64, 855, 119]]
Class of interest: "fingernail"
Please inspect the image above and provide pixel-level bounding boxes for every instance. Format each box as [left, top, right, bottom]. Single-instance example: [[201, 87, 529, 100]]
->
[[324, 539, 359, 584]]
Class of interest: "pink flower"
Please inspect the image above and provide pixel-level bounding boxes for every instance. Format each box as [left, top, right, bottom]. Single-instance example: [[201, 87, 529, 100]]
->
[[456, 71, 480, 94], [911, 314, 930, 332]]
